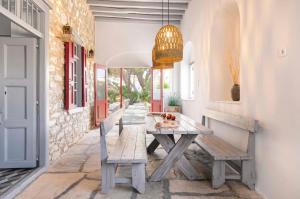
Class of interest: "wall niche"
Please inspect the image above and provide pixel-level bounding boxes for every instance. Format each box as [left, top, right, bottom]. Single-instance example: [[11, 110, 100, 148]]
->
[[209, 0, 241, 102]]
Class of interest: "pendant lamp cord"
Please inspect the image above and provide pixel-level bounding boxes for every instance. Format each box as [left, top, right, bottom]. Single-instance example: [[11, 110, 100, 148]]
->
[[168, 0, 170, 24], [162, 0, 163, 26]]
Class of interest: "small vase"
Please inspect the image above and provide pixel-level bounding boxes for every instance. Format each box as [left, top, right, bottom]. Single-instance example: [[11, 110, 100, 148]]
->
[[231, 84, 240, 101]]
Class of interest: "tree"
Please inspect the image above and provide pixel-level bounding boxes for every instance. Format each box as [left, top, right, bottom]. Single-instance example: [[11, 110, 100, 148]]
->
[[108, 68, 151, 104]]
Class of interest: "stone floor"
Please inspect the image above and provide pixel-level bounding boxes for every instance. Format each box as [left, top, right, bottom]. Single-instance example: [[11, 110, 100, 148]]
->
[[16, 127, 263, 199]]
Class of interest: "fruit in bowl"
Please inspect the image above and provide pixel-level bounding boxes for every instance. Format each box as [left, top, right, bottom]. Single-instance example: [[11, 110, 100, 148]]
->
[[166, 114, 172, 120], [161, 113, 167, 119], [171, 115, 176, 121]]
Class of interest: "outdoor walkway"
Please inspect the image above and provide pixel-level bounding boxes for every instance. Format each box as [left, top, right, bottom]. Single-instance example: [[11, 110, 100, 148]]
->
[[16, 104, 262, 199]]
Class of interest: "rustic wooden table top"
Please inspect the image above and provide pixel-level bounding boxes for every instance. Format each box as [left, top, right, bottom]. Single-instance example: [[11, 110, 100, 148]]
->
[[145, 112, 213, 135]]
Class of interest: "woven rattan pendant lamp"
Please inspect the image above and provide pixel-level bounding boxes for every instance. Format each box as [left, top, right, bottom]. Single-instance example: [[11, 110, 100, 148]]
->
[[154, 0, 183, 64], [152, 46, 174, 69]]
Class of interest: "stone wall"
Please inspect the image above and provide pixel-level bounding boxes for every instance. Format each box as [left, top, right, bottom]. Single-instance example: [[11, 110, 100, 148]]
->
[[48, 0, 95, 161]]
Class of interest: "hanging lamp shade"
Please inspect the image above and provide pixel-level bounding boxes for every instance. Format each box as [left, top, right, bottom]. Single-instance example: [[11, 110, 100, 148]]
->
[[152, 46, 174, 69], [155, 24, 183, 63]]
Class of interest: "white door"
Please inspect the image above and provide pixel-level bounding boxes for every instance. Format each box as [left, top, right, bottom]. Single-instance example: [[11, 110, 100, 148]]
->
[[0, 37, 37, 168]]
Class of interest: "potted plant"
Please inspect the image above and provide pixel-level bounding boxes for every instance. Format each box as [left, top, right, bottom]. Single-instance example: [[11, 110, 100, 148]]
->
[[227, 53, 240, 101], [165, 94, 182, 113]]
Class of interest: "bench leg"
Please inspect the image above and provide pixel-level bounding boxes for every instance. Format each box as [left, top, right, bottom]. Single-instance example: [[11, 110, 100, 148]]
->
[[212, 160, 225, 189], [242, 160, 256, 190], [132, 163, 145, 194], [101, 163, 115, 193]]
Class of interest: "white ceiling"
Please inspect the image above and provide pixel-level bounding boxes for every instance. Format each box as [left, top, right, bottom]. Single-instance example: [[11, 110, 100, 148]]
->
[[87, 0, 191, 24]]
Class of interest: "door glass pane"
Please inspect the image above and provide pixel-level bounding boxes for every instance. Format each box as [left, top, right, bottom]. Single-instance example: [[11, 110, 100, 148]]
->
[[10, 0, 16, 14], [162, 68, 173, 106], [21, 0, 28, 22], [153, 69, 161, 100], [108, 68, 121, 113], [27, 1, 32, 25], [2, 0, 8, 9], [96, 69, 106, 100], [33, 7, 38, 29]]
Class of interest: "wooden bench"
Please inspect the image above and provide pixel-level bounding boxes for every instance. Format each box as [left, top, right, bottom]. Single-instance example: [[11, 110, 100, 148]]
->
[[100, 108, 147, 194], [195, 109, 258, 190]]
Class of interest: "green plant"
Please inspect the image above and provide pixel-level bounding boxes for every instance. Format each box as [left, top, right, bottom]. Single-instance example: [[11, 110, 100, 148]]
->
[[168, 94, 181, 106], [164, 82, 170, 89]]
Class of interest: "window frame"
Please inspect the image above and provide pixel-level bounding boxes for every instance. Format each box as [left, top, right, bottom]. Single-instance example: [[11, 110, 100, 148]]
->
[[180, 61, 195, 101], [64, 42, 87, 111]]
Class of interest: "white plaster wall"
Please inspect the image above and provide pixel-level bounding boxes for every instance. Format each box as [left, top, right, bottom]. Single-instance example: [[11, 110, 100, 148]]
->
[[95, 21, 161, 67], [209, 2, 240, 101], [180, 0, 300, 198]]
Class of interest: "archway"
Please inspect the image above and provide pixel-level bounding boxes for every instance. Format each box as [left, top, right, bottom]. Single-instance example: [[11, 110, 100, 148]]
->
[[209, 0, 241, 101]]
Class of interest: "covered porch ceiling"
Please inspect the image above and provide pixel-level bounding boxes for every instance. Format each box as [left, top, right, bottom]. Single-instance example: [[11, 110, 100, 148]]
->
[[87, 0, 191, 24]]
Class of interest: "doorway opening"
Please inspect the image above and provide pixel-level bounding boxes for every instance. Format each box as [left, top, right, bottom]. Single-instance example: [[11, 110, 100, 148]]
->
[[151, 68, 175, 113], [108, 68, 151, 113], [0, 0, 49, 197], [94, 66, 176, 126]]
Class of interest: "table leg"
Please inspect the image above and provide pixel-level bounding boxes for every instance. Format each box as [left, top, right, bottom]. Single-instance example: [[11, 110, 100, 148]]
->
[[150, 134, 199, 182], [147, 134, 175, 154], [168, 134, 175, 143], [147, 138, 160, 154], [155, 134, 202, 180]]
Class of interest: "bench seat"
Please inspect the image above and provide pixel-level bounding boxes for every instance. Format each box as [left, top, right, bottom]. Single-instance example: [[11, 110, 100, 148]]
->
[[100, 109, 147, 194], [196, 135, 250, 161], [199, 109, 258, 190], [107, 125, 147, 164]]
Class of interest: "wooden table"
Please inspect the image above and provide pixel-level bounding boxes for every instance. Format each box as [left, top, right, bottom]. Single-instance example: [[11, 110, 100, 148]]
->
[[146, 113, 212, 182]]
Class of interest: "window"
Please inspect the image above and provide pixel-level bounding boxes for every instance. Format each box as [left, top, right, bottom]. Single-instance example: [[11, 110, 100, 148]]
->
[[181, 42, 195, 100], [181, 62, 195, 100], [64, 42, 88, 110], [73, 44, 82, 107]]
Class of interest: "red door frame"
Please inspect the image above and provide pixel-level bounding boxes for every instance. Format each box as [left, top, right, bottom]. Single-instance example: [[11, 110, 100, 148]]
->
[[120, 68, 123, 108], [151, 68, 163, 112], [94, 64, 108, 127]]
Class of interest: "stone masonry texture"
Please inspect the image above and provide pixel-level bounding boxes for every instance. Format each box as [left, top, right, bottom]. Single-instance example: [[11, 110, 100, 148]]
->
[[48, 0, 95, 161]]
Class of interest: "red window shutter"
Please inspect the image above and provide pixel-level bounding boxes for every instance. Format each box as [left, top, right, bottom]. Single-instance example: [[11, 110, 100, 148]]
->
[[81, 46, 88, 107], [64, 42, 75, 110]]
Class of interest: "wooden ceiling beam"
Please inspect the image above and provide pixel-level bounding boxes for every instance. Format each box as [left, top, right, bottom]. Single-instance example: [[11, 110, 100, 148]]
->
[[95, 0, 190, 2], [87, 0, 188, 10], [93, 12, 182, 20], [90, 6, 185, 15], [95, 16, 180, 24]]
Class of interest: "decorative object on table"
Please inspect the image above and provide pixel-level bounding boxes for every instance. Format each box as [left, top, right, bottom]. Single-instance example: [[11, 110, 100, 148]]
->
[[161, 113, 176, 120], [62, 23, 72, 42], [165, 94, 182, 113], [155, 120, 179, 129], [227, 52, 240, 101], [153, 0, 183, 65]]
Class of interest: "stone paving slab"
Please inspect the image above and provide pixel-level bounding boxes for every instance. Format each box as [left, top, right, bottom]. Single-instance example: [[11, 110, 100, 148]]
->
[[169, 180, 230, 194], [171, 196, 239, 199], [227, 181, 263, 199], [16, 173, 85, 199], [93, 185, 132, 199], [60, 179, 99, 199]]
